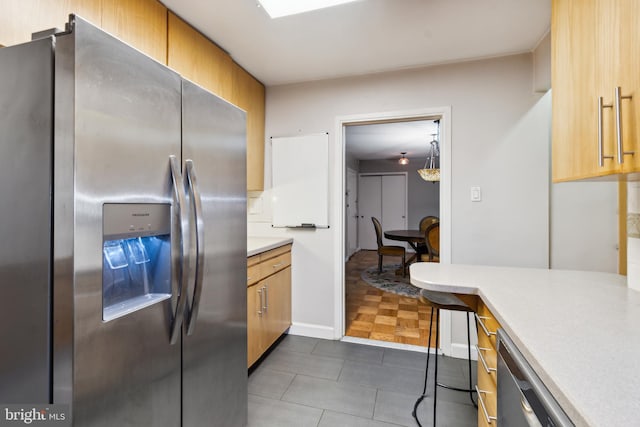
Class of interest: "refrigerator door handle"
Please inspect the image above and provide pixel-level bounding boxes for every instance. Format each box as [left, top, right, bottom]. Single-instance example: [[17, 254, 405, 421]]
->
[[169, 155, 190, 345], [185, 159, 205, 335]]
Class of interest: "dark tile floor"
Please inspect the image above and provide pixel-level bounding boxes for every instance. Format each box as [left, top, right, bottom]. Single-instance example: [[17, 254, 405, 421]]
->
[[248, 335, 477, 427]]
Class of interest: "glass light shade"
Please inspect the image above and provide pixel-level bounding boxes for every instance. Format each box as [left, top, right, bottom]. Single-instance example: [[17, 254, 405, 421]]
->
[[417, 168, 440, 182], [399, 156, 409, 165]]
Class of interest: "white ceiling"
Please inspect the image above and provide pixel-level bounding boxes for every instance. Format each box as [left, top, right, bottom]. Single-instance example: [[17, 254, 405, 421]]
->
[[345, 120, 439, 161], [162, 0, 550, 160], [162, 0, 551, 86]]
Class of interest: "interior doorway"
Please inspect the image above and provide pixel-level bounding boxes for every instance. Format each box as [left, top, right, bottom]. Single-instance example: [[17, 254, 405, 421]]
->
[[334, 107, 452, 353]]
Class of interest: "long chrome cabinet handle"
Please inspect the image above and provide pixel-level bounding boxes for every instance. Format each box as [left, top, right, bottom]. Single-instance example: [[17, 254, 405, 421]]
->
[[475, 314, 497, 337], [598, 96, 614, 167], [615, 86, 634, 164], [475, 345, 497, 374], [185, 160, 205, 336], [257, 288, 263, 316], [476, 386, 497, 424], [169, 155, 189, 345], [262, 286, 268, 312]]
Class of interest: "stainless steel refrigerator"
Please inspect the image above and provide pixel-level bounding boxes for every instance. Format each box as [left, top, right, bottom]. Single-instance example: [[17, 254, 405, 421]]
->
[[0, 15, 247, 427]]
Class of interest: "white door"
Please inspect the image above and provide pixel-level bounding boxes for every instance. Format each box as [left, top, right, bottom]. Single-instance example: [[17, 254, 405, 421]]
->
[[346, 168, 359, 259], [382, 174, 407, 246], [357, 175, 382, 250]]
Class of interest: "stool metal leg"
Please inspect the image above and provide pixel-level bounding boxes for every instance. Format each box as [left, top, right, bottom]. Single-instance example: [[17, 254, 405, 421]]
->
[[412, 307, 435, 427], [413, 306, 477, 426], [433, 308, 440, 427], [466, 312, 477, 408]]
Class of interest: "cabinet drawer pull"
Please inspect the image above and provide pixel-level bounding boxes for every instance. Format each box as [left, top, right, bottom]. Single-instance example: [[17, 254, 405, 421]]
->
[[614, 86, 634, 164], [475, 345, 497, 374], [598, 96, 614, 167], [476, 386, 497, 424], [272, 262, 284, 268], [475, 314, 497, 337]]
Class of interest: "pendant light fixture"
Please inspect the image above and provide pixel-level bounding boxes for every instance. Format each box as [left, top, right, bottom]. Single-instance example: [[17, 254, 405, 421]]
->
[[398, 152, 409, 165], [417, 120, 440, 182]]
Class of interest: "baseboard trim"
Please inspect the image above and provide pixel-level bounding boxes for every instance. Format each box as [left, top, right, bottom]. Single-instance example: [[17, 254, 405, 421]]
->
[[341, 336, 430, 353], [288, 322, 335, 340]]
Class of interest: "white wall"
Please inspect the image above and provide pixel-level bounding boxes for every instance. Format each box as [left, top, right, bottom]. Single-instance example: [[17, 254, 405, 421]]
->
[[550, 181, 618, 273], [249, 53, 552, 341], [533, 32, 551, 93]]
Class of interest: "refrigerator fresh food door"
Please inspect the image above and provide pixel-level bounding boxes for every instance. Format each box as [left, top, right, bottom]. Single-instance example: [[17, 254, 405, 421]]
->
[[0, 37, 53, 404], [53, 16, 183, 426], [181, 79, 248, 427]]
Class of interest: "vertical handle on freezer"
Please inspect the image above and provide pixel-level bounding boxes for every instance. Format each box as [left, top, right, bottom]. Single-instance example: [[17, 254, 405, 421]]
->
[[169, 155, 190, 345], [185, 160, 205, 336]]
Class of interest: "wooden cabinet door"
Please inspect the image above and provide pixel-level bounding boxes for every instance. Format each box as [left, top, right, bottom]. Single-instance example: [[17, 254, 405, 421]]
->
[[247, 283, 265, 367], [0, 0, 102, 47], [101, 0, 167, 63], [167, 12, 233, 100], [551, 0, 611, 181], [232, 62, 265, 192], [615, 0, 640, 173], [263, 267, 292, 348], [553, 0, 640, 180]]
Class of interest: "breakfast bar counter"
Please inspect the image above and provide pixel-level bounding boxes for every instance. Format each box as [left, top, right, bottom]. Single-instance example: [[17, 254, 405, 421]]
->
[[409, 263, 640, 427]]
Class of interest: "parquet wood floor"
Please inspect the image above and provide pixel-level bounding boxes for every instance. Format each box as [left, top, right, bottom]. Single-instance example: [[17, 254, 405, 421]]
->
[[345, 250, 436, 347]]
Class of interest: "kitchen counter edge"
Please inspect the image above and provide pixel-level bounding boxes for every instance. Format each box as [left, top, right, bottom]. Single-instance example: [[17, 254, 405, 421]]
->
[[247, 237, 293, 257]]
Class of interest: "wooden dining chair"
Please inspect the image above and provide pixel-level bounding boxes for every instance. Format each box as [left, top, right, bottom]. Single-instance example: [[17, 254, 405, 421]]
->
[[417, 216, 439, 254], [371, 217, 406, 277], [418, 215, 439, 233], [420, 222, 439, 262]]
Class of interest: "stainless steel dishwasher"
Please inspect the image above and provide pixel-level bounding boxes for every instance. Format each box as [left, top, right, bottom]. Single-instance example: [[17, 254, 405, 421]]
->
[[497, 329, 575, 427]]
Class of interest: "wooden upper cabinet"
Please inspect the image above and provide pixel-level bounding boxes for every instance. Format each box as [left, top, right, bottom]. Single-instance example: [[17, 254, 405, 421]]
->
[[233, 62, 266, 192], [101, 0, 167, 63], [167, 12, 233, 101], [552, 0, 640, 181], [0, 0, 102, 46]]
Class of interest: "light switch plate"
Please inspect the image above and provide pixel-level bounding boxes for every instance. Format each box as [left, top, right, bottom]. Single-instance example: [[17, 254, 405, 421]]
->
[[471, 186, 482, 202]]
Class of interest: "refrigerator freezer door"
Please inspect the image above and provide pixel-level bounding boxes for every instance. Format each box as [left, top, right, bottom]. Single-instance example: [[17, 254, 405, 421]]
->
[[0, 38, 53, 404], [181, 79, 248, 427], [53, 17, 182, 426]]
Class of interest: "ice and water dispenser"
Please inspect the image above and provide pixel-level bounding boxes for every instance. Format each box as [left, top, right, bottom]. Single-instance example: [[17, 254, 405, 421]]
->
[[102, 204, 172, 321]]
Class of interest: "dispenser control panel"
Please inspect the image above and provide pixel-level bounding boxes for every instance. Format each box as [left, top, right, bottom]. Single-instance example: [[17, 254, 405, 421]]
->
[[103, 203, 171, 240]]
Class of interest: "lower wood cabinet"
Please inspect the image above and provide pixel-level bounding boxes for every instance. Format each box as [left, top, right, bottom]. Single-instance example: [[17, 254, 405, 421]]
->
[[247, 244, 292, 367], [476, 299, 500, 426]]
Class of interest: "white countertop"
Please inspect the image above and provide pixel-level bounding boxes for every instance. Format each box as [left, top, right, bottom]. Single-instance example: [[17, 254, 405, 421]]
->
[[247, 236, 293, 257], [409, 262, 640, 427]]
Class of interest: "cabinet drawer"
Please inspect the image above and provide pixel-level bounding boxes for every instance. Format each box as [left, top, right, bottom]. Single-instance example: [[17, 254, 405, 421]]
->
[[247, 263, 261, 286], [259, 252, 291, 279], [247, 245, 292, 286], [476, 301, 501, 349], [476, 334, 498, 386], [477, 360, 498, 426]]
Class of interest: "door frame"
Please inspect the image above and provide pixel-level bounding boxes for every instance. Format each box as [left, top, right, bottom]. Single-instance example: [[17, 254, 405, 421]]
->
[[357, 172, 409, 250], [345, 167, 359, 260], [333, 106, 453, 354]]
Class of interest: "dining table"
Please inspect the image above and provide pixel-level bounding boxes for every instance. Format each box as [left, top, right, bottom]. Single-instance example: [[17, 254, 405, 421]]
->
[[383, 229, 427, 265]]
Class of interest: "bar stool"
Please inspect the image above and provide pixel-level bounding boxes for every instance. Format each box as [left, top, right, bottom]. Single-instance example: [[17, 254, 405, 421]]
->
[[412, 289, 477, 427]]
